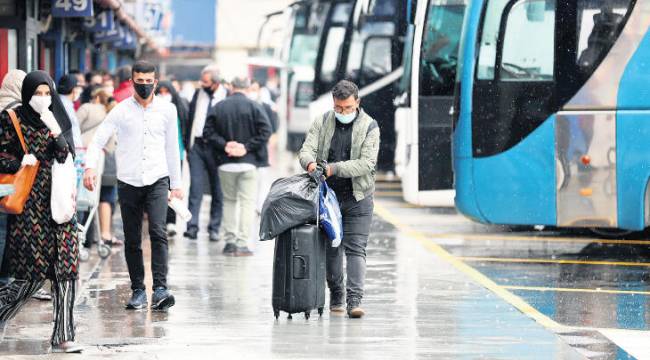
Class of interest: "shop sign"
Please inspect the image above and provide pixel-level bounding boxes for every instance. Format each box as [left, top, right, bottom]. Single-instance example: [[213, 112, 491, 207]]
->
[[84, 9, 114, 32], [52, 0, 94, 17]]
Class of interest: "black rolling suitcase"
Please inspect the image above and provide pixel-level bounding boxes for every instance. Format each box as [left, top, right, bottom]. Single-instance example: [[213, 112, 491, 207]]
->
[[272, 224, 326, 320]]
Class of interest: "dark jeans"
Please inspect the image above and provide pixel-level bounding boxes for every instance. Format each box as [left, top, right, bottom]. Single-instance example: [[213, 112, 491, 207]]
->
[[326, 194, 374, 302], [118, 177, 170, 291], [187, 140, 223, 233]]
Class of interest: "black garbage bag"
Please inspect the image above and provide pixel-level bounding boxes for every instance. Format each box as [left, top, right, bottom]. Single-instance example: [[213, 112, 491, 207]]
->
[[259, 173, 320, 240]]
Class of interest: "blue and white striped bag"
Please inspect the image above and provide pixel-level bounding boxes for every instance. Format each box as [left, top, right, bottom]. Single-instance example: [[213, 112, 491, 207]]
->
[[319, 182, 343, 247]]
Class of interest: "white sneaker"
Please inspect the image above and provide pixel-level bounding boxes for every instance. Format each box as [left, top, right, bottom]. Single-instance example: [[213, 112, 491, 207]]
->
[[32, 289, 52, 301], [51, 341, 83, 353]]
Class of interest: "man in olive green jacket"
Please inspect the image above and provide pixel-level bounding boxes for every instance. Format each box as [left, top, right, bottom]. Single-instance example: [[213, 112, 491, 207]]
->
[[299, 80, 380, 318]]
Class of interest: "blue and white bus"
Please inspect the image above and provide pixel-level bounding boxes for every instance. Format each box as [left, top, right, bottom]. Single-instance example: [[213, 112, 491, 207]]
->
[[453, 0, 650, 231]]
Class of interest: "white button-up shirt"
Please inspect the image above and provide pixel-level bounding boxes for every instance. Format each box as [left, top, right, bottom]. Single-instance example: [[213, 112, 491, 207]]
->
[[86, 96, 182, 189]]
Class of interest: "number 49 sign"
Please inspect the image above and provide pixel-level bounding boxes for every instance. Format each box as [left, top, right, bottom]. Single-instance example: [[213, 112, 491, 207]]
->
[[52, 0, 94, 17]]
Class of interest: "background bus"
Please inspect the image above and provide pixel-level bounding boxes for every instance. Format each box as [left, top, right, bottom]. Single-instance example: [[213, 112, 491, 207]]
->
[[395, 0, 466, 206], [310, 0, 416, 173], [454, 0, 650, 232], [277, 1, 333, 153]]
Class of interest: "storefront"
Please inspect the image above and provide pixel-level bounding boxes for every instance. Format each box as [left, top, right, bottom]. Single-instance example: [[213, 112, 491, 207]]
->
[[0, 0, 42, 81], [0, 0, 156, 83]]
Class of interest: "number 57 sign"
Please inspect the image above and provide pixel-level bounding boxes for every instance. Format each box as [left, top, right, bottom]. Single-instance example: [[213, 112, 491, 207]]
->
[[52, 0, 94, 17]]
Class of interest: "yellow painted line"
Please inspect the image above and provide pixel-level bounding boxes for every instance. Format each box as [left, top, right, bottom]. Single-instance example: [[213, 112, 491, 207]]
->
[[375, 191, 403, 197], [502, 285, 650, 296], [393, 204, 424, 209], [426, 232, 650, 246], [459, 256, 650, 268], [373, 202, 564, 330], [376, 182, 402, 189]]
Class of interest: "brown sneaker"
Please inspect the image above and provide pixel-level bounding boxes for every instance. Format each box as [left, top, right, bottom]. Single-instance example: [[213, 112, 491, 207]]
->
[[234, 246, 254, 257], [329, 288, 345, 313], [347, 298, 365, 319]]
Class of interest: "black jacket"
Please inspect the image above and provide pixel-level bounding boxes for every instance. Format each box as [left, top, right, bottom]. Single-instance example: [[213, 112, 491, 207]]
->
[[203, 93, 272, 166], [186, 89, 200, 147]]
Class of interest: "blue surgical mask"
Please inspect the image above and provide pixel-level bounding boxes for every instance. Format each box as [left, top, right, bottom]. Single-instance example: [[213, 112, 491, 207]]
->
[[335, 111, 356, 124]]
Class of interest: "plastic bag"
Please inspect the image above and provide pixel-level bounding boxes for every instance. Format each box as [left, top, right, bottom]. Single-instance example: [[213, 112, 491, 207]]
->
[[259, 174, 319, 240], [51, 153, 77, 224], [319, 181, 343, 247]]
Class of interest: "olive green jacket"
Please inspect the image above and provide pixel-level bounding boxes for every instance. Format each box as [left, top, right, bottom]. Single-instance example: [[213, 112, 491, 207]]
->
[[299, 109, 380, 201]]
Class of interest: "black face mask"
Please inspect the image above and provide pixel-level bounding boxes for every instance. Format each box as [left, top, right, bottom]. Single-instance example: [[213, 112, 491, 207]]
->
[[134, 83, 155, 99], [203, 86, 214, 95]]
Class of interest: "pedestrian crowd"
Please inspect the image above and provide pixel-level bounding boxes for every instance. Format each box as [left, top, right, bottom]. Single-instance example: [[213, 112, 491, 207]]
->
[[0, 60, 379, 353]]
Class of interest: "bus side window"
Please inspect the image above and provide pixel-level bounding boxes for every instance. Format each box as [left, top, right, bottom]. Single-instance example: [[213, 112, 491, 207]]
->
[[576, 1, 631, 78], [499, 0, 555, 81], [360, 36, 392, 85], [368, 0, 397, 16], [321, 27, 347, 83], [476, 0, 510, 80], [420, 5, 465, 96]]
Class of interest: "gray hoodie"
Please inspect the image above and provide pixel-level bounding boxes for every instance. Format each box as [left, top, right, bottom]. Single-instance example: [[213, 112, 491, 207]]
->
[[0, 70, 26, 112]]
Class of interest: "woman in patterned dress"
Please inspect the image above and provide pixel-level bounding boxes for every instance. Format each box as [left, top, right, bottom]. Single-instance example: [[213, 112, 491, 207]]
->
[[0, 71, 81, 353]]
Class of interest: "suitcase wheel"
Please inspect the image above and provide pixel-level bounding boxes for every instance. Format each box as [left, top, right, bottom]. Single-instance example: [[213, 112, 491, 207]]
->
[[98, 244, 111, 259], [287, 314, 293, 320], [304, 311, 311, 320], [273, 309, 280, 320], [318, 307, 324, 317]]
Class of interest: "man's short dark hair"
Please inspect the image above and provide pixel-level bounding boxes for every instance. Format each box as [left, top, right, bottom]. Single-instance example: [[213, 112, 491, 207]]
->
[[331, 80, 359, 100], [85, 71, 98, 83], [116, 66, 132, 83], [131, 61, 157, 77], [57, 74, 77, 95]]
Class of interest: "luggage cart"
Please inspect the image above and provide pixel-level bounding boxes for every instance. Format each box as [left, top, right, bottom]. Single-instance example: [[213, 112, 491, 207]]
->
[[75, 148, 111, 261]]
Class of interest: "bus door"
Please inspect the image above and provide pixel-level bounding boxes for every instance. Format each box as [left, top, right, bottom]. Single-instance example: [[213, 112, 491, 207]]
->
[[416, 0, 465, 192]]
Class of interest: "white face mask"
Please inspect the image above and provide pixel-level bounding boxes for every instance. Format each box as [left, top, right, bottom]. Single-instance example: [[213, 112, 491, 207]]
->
[[29, 95, 52, 115], [159, 93, 173, 103]]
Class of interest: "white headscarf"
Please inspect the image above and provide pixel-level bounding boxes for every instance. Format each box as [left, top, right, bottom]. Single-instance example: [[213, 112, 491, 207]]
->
[[0, 69, 27, 111]]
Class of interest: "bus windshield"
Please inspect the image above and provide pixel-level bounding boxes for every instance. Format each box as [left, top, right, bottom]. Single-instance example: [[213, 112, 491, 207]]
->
[[288, 2, 331, 67], [345, 21, 396, 83], [420, 3, 466, 96], [288, 35, 320, 67]]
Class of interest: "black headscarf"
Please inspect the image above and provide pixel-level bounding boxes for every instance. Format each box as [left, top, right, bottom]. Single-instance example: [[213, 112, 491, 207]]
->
[[16, 71, 75, 156], [156, 81, 190, 147]]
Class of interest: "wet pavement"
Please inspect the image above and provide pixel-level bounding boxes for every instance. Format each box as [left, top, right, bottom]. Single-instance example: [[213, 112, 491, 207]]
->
[[1, 180, 649, 358]]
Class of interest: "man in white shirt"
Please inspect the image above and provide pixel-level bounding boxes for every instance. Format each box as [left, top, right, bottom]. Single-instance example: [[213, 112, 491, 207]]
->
[[83, 61, 182, 311], [184, 65, 228, 241]]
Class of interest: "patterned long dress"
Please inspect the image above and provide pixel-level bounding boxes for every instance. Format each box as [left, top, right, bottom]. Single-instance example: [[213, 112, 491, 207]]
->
[[0, 109, 78, 282]]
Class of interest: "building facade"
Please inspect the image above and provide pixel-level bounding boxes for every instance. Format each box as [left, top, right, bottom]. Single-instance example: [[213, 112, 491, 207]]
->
[[0, 0, 166, 83]]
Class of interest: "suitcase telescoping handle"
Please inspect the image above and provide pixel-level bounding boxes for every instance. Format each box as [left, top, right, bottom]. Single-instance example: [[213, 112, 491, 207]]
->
[[311, 159, 327, 229]]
